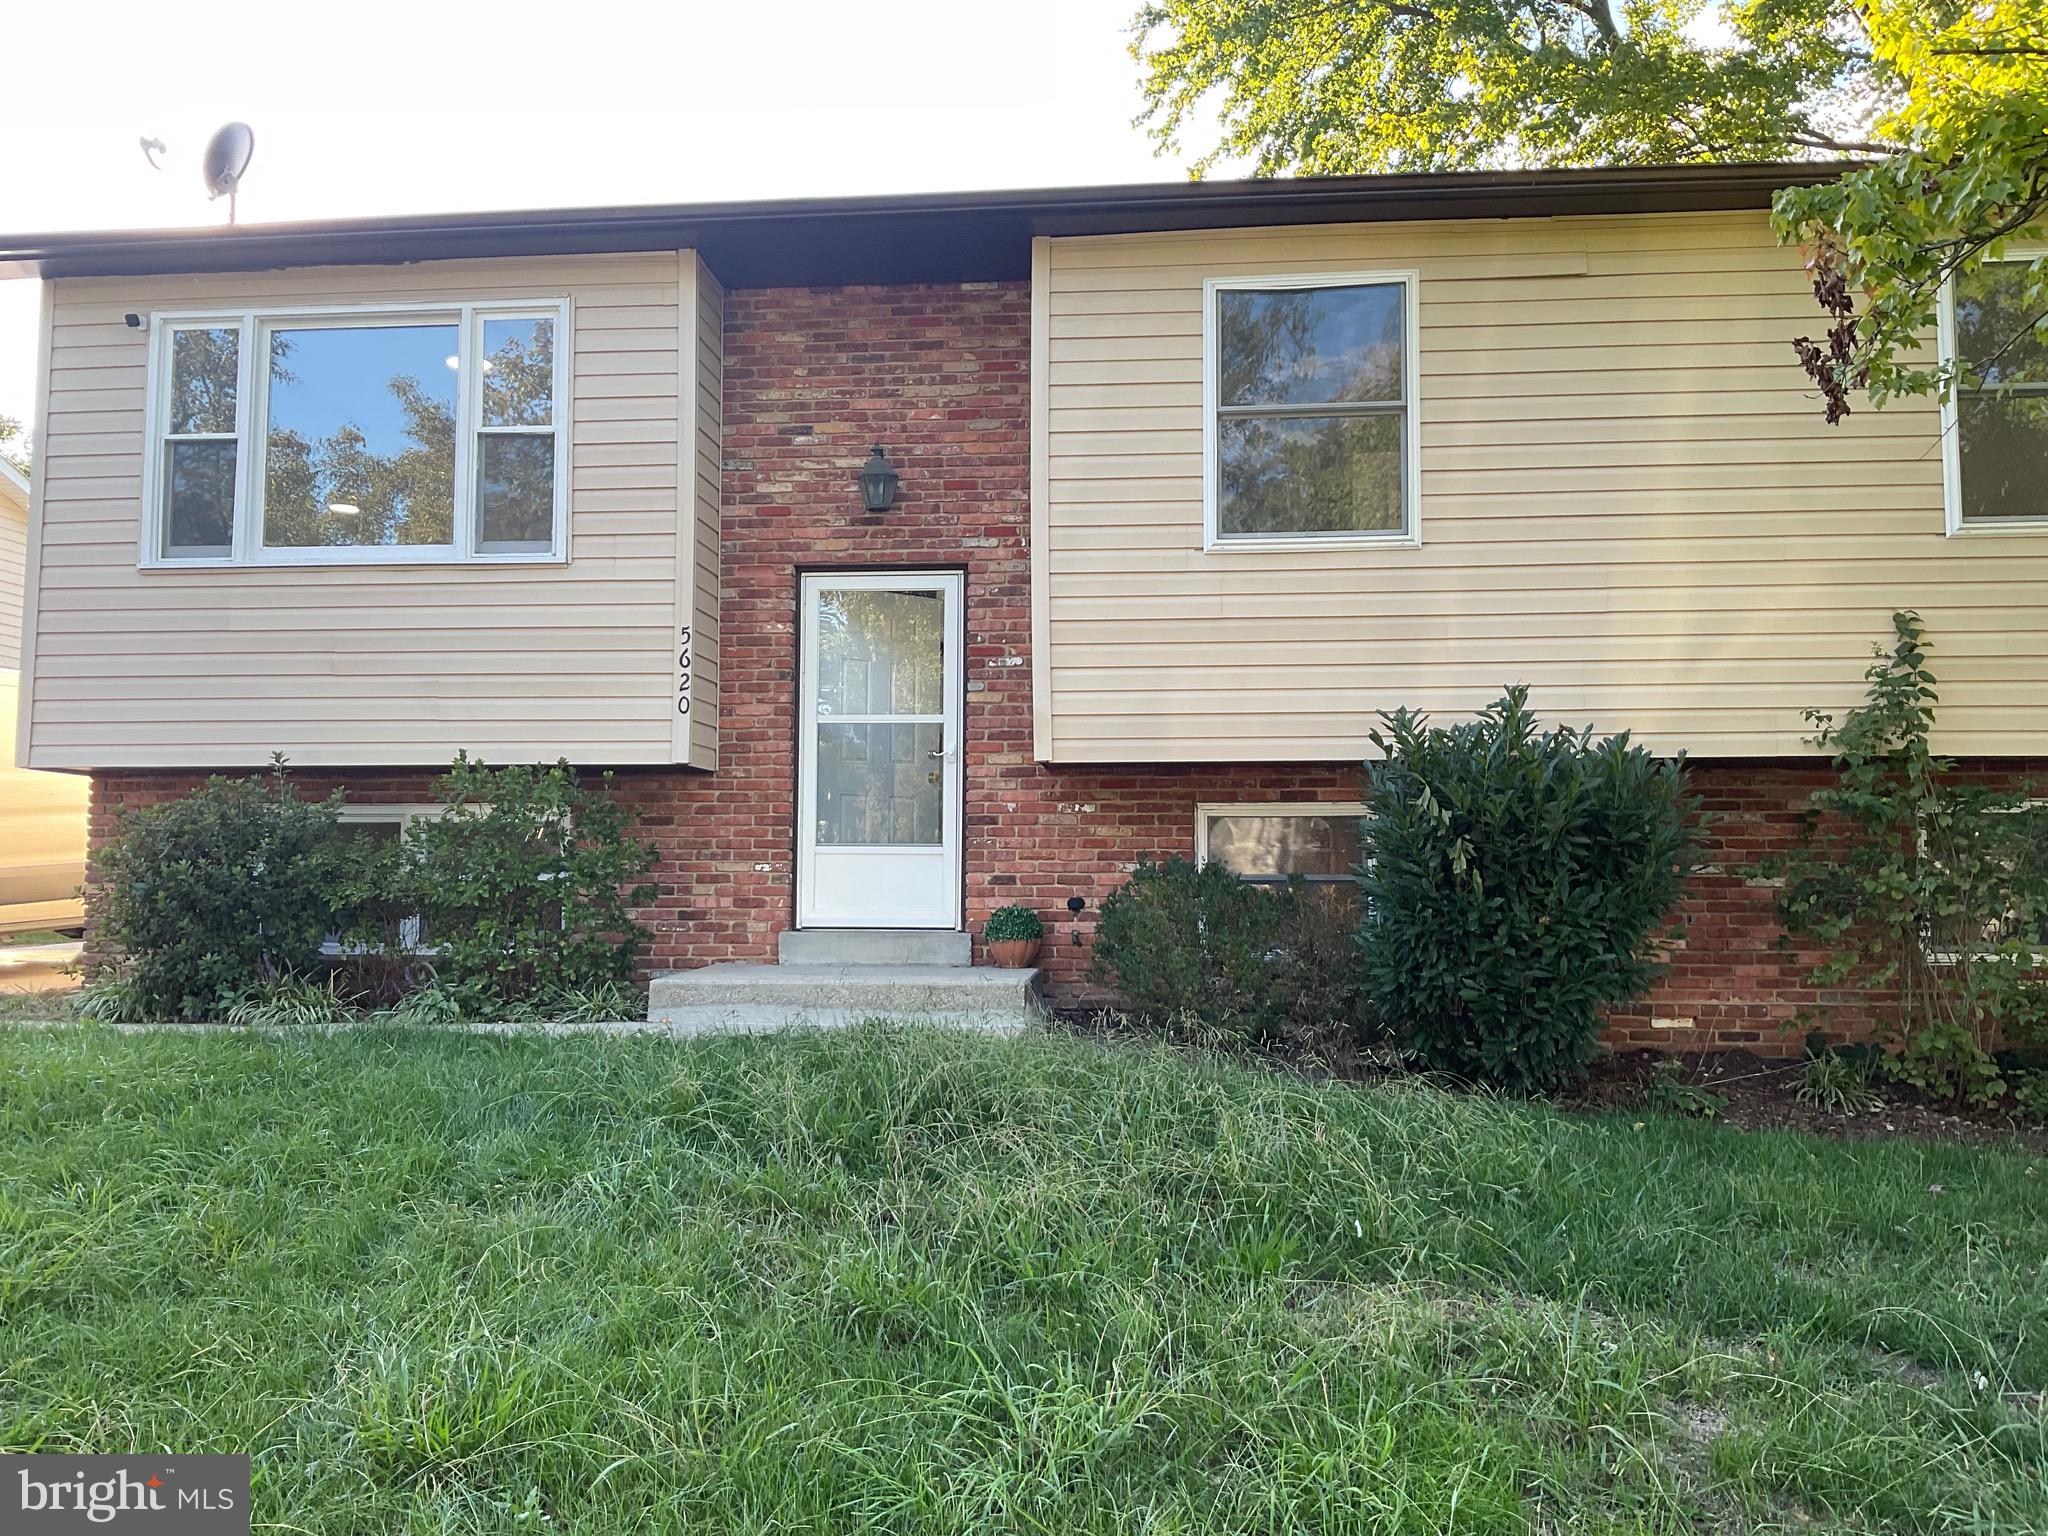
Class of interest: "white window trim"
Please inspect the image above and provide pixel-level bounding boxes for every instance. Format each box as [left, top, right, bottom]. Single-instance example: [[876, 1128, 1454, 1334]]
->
[[1937, 253, 2048, 537], [1201, 270, 1422, 553], [324, 802, 448, 956], [1196, 801, 1372, 882], [139, 297, 573, 569]]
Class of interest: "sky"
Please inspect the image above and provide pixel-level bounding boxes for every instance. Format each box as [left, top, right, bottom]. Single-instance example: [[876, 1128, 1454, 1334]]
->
[[0, 0, 1201, 432]]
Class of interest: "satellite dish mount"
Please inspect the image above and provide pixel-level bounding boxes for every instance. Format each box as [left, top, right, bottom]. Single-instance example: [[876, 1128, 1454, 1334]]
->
[[201, 123, 256, 224]]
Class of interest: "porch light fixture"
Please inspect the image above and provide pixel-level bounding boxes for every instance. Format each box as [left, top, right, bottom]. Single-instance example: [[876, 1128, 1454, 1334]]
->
[[857, 444, 900, 513]]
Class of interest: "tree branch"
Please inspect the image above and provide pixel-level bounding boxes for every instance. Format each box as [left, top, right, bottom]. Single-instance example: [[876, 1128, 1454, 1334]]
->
[[1787, 131, 1899, 155], [1558, 0, 1621, 42], [1933, 45, 2048, 59]]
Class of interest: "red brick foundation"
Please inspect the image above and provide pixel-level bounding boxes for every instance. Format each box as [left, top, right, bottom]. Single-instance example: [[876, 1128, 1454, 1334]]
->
[[79, 280, 2044, 1056], [90, 757, 2032, 1056]]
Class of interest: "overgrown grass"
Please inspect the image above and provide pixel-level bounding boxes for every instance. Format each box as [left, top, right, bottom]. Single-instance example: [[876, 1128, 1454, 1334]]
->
[[1, 1022, 2044, 1533]]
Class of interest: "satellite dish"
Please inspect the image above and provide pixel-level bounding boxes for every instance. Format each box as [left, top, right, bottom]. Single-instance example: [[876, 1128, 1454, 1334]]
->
[[201, 122, 255, 221]]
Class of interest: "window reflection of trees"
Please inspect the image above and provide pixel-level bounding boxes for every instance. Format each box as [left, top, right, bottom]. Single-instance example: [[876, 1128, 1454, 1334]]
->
[[259, 321, 556, 549], [815, 589, 945, 716], [168, 328, 241, 433], [1216, 284, 1407, 537], [812, 587, 948, 847], [1954, 264, 2048, 524]]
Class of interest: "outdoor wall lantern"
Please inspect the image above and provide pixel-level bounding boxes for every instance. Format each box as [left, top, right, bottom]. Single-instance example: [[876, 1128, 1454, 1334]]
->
[[857, 444, 900, 513]]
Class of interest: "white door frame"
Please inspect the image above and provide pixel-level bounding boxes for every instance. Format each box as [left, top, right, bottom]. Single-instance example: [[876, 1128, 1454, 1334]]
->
[[796, 569, 964, 929]]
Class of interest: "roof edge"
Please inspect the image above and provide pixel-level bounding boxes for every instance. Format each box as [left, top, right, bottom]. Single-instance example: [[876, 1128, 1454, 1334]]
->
[[0, 161, 1850, 288]]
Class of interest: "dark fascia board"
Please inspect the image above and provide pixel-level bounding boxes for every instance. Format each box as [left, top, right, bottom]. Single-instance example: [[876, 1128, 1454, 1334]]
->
[[0, 162, 1847, 288]]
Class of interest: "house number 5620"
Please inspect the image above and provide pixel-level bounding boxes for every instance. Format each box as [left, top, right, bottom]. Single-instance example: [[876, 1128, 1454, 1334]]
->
[[676, 626, 693, 716]]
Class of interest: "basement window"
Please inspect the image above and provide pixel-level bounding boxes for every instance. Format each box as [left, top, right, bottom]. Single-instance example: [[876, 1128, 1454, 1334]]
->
[[1196, 802, 1369, 889], [143, 300, 569, 566], [323, 803, 445, 955], [1918, 800, 2048, 964]]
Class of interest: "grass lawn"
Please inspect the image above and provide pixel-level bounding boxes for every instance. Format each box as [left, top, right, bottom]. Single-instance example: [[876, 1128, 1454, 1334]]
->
[[2, 1023, 2044, 1533]]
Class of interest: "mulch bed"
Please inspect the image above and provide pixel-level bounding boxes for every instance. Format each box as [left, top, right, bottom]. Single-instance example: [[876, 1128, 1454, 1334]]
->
[[1052, 1010, 2048, 1153], [1566, 1048, 2048, 1154]]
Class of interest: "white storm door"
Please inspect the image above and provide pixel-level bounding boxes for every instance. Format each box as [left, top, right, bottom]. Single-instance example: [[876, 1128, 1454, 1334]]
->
[[797, 571, 963, 929]]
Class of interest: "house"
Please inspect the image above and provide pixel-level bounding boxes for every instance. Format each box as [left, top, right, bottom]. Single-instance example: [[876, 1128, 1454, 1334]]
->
[[4, 165, 2044, 1045], [1, 455, 89, 934]]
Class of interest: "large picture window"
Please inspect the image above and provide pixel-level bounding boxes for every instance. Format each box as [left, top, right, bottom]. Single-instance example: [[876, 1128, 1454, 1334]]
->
[[143, 300, 569, 565], [1203, 272, 1419, 549], [1942, 259, 2048, 533]]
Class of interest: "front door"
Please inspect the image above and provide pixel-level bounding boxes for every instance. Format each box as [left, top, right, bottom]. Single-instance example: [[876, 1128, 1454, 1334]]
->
[[797, 570, 963, 929]]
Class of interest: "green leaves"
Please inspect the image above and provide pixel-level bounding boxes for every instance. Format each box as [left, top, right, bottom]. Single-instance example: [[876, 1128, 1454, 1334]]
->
[[1771, 612, 2048, 1102], [87, 754, 661, 1022], [398, 754, 659, 1009], [88, 758, 351, 1021], [982, 905, 1044, 944], [1359, 685, 1702, 1094], [1131, 0, 1878, 177], [1089, 857, 1372, 1048], [1769, 3, 2047, 417]]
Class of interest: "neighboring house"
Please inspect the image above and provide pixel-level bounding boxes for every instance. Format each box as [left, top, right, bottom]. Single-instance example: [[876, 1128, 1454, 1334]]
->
[[1, 455, 89, 934], [2, 165, 2044, 1044]]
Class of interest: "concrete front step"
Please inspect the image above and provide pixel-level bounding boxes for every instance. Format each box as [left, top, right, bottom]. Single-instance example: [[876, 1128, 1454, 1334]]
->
[[777, 928, 972, 967], [648, 963, 1045, 1035]]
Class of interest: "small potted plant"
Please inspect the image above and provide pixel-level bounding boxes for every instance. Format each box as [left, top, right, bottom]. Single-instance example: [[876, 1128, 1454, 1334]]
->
[[983, 905, 1044, 968]]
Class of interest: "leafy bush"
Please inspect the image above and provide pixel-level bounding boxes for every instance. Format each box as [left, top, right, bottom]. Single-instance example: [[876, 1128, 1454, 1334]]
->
[[1796, 1047, 1885, 1117], [223, 974, 356, 1030], [1644, 1059, 1727, 1121], [984, 905, 1044, 943], [88, 759, 351, 1020], [2012, 1071, 2048, 1123], [1773, 613, 2048, 1104], [374, 975, 642, 1029], [72, 977, 148, 1025], [1359, 686, 1700, 1094], [1089, 856, 1372, 1050], [394, 755, 657, 1010]]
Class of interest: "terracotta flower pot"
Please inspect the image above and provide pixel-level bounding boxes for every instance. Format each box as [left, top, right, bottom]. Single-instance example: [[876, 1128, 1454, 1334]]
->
[[988, 936, 1042, 968]]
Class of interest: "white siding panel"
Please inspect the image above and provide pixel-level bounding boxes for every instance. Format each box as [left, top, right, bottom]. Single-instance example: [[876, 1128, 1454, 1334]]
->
[[1036, 210, 2048, 761], [26, 252, 713, 770], [0, 492, 25, 673]]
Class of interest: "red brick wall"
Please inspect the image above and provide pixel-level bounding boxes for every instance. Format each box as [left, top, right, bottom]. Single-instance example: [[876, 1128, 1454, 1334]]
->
[[80, 281, 2044, 1056], [89, 756, 2032, 1055]]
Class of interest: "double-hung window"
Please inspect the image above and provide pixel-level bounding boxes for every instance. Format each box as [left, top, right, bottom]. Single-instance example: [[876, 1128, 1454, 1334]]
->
[[144, 299, 570, 565], [1941, 258, 2048, 532], [1204, 272, 1420, 549]]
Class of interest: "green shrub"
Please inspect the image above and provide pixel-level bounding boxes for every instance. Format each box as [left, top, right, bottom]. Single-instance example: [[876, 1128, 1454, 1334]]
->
[[88, 758, 352, 1020], [983, 905, 1043, 943], [2012, 1071, 2048, 1122], [1359, 686, 1700, 1094], [1773, 613, 2048, 1104], [1644, 1059, 1727, 1120], [1089, 857, 1372, 1049], [394, 755, 657, 1010], [222, 973, 356, 1030], [1796, 1046, 1885, 1116]]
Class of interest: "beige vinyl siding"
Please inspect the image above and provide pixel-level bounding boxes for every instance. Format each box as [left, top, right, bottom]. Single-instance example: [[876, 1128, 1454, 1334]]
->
[[25, 252, 709, 771], [677, 254, 724, 770], [1035, 210, 2048, 762], [0, 472, 25, 673]]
